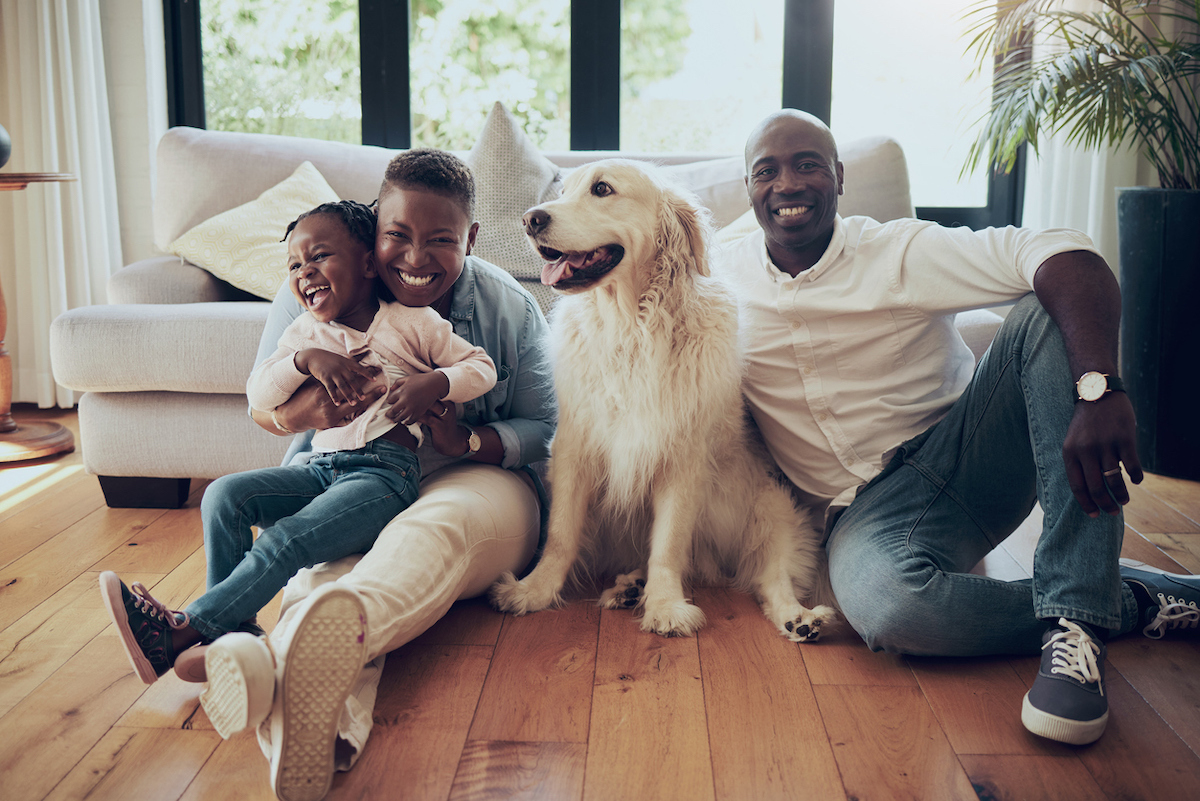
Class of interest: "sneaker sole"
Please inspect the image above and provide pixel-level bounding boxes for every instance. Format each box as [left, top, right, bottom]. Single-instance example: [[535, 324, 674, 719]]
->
[[200, 633, 274, 739], [271, 587, 367, 801], [175, 644, 209, 683], [98, 571, 159, 685], [1021, 692, 1108, 745]]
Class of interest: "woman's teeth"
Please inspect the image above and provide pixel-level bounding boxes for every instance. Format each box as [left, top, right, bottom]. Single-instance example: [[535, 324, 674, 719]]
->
[[397, 270, 434, 287]]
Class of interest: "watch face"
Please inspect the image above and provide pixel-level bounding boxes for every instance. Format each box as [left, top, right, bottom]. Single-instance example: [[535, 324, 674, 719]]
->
[[1077, 372, 1107, 401]]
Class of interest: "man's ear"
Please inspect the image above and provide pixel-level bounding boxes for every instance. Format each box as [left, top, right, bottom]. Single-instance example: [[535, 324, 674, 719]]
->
[[465, 221, 480, 255], [836, 161, 845, 196]]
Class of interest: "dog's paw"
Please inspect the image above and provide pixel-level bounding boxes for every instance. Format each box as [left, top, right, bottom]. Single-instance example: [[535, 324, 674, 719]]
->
[[780, 604, 838, 643], [488, 571, 562, 615], [640, 596, 706, 638], [599, 571, 645, 610]]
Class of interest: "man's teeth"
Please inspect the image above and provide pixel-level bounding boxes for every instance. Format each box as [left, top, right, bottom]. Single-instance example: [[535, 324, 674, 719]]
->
[[776, 206, 812, 218], [397, 270, 434, 287]]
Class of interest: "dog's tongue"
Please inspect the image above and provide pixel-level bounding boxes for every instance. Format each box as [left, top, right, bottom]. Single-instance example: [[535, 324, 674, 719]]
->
[[541, 251, 590, 286]]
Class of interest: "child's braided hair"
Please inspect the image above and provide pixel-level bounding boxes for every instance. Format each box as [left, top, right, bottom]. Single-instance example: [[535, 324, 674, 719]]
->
[[282, 199, 377, 248]]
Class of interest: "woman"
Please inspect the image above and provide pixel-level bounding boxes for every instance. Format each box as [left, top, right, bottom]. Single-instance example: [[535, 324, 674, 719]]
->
[[195, 149, 555, 800]]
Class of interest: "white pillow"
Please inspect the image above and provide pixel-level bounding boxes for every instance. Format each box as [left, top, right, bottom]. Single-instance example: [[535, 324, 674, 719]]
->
[[167, 161, 339, 299], [466, 102, 562, 314]]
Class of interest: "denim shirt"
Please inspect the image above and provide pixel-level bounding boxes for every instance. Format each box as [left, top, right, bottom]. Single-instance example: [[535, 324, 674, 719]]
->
[[256, 255, 557, 473]]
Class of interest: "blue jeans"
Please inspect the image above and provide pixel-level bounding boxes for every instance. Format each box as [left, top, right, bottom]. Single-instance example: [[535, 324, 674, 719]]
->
[[185, 438, 420, 641], [826, 295, 1140, 656]]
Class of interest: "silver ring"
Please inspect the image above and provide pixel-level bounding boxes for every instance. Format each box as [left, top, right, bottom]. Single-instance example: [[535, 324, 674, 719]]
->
[[438, 406, 448, 417], [1103, 468, 1122, 478]]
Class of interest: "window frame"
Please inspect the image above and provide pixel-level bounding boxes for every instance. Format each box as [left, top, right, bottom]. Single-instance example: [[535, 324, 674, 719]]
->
[[163, 0, 1023, 227]]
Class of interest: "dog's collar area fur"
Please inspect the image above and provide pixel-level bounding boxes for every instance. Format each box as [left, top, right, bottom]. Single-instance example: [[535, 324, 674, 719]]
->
[[539, 244, 625, 290]]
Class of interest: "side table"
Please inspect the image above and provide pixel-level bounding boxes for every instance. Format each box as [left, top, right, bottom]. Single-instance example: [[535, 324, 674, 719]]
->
[[0, 172, 77, 462]]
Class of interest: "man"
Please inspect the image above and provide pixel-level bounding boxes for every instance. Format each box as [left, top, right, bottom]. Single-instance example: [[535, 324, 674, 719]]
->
[[722, 108, 1200, 745]]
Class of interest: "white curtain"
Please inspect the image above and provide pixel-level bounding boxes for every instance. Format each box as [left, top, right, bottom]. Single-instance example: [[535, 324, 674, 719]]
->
[[0, 0, 120, 408]]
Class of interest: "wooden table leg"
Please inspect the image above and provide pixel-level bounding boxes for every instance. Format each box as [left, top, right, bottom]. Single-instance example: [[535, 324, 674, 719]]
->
[[0, 272, 74, 463]]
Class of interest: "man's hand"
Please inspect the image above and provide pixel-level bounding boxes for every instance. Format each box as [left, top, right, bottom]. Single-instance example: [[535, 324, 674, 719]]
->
[[385, 372, 451, 426], [1063, 392, 1143, 517], [275, 377, 386, 432], [295, 349, 380, 407]]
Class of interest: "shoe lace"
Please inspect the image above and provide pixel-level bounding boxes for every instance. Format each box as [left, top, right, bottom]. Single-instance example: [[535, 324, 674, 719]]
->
[[1142, 593, 1200, 639], [130, 582, 190, 629], [1044, 618, 1103, 696]]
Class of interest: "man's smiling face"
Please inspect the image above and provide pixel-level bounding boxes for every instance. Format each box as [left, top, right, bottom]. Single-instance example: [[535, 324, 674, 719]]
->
[[744, 112, 844, 275]]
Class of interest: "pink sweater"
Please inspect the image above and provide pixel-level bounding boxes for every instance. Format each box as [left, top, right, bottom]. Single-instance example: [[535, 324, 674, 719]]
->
[[247, 301, 496, 452]]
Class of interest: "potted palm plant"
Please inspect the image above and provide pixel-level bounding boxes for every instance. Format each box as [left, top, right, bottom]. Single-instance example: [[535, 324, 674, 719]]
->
[[964, 0, 1200, 480]]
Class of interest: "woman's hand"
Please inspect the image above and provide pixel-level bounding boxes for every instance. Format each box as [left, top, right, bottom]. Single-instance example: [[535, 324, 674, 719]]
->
[[385, 371, 451, 426], [417, 401, 468, 456], [276, 377, 386, 432], [295, 349, 380, 408]]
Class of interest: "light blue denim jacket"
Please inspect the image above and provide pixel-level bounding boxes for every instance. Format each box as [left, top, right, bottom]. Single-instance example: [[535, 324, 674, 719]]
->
[[255, 255, 557, 474]]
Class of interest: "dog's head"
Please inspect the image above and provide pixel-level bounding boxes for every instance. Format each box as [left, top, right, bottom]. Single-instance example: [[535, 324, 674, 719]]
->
[[523, 159, 710, 295]]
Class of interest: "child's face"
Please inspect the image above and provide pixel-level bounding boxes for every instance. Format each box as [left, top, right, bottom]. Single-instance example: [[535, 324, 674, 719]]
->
[[375, 187, 478, 311], [287, 213, 378, 328]]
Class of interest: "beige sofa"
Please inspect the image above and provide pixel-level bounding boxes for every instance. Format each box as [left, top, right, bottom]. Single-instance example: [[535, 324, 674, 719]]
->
[[50, 125, 999, 507]]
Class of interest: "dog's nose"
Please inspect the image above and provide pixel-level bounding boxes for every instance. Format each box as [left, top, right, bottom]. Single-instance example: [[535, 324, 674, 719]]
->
[[523, 208, 550, 236]]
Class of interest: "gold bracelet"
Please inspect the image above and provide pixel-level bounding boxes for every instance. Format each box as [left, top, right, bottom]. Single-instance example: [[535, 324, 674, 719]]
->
[[271, 408, 294, 435]]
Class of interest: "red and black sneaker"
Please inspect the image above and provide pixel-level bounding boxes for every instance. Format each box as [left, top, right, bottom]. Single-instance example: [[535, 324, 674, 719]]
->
[[99, 571, 190, 684]]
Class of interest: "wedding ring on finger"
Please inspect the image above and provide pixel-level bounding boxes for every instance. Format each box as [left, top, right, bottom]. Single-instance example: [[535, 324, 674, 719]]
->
[[1103, 468, 1122, 479], [438, 406, 448, 417]]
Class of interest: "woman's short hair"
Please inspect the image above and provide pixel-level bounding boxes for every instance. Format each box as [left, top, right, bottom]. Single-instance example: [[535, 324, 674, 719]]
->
[[379, 149, 475, 221], [282, 199, 377, 250]]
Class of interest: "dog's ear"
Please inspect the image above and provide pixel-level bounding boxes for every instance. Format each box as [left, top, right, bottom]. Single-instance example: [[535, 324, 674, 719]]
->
[[657, 187, 711, 278]]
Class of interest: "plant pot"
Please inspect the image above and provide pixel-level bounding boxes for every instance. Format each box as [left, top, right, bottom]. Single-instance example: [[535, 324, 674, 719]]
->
[[1117, 187, 1200, 481]]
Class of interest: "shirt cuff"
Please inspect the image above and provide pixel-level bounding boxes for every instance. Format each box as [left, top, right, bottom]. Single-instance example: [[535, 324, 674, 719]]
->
[[489, 420, 521, 469]]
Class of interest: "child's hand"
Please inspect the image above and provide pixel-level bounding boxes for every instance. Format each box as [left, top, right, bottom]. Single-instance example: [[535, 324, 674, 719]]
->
[[386, 371, 451, 426], [295, 349, 380, 407]]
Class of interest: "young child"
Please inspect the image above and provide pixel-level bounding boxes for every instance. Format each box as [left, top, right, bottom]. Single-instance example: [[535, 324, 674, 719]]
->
[[99, 199, 497, 685]]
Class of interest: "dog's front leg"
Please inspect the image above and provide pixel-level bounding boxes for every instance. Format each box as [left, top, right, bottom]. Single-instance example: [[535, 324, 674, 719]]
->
[[640, 484, 706, 637], [488, 456, 590, 615]]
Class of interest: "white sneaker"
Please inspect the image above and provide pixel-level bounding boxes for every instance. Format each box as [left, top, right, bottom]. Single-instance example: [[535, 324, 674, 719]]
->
[[199, 632, 276, 739], [270, 585, 368, 801]]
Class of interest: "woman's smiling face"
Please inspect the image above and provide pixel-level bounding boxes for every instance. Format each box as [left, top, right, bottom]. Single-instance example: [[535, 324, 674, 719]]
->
[[375, 187, 478, 313]]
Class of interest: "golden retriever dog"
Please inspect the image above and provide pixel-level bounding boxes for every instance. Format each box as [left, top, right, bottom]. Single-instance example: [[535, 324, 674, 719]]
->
[[489, 159, 835, 641]]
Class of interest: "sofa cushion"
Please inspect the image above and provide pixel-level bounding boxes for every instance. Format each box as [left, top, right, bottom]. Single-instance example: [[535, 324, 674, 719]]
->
[[466, 102, 563, 314], [662, 156, 749, 228], [167, 161, 340, 300], [108, 256, 261, 305], [51, 302, 269, 394]]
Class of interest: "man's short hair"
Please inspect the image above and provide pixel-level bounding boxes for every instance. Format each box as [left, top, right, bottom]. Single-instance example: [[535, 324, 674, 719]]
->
[[379, 149, 476, 221]]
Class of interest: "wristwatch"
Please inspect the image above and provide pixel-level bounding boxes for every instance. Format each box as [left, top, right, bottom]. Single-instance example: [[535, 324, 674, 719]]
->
[[461, 425, 482, 456], [1074, 371, 1124, 402]]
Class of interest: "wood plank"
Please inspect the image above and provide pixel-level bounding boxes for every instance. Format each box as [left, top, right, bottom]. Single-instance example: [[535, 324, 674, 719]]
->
[[180, 737, 278, 801], [410, 596, 505, 647], [814, 685, 977, 800], [1134, 531, 1200, 574], [583, 606, 714, 801], [448, 741, 586, 801], [908, 657, 1073, 756], [0, 630, 149, 801], [1125, 481, 1200, 536], [0, 466, 104, 569], [958, 755, 1104, 800], [468, 601, 599, 743], [91, 502, 206, 576], [333, 643, 492, 801], [970, 545, 1031, 581], [1120, 529, 1189, 572], [0, 571, 130, 718], [1139, 472, 1200, 526], [44, 725, 221, 801], [801, 628, 918, 688], [0, 504, 173, 631], [1105, 637, 1200, 756], [695, 587, 845, 801], [999, 505, 1042, 576]]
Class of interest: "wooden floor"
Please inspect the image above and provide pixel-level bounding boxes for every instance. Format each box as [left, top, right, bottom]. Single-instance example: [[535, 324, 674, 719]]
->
[[2, 406, 1199, 800]]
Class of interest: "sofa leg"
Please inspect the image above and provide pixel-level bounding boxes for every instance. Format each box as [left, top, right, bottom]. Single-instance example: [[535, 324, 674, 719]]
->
[[98, 476, 191, 509]]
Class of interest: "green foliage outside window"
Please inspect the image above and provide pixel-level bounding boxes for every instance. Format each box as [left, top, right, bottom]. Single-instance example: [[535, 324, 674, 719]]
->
[[202, 0, 690, 151]]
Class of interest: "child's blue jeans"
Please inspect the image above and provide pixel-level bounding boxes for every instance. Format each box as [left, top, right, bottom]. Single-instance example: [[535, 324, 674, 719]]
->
[[826, 294, 1141, 656], [185, 438, 420, 641]]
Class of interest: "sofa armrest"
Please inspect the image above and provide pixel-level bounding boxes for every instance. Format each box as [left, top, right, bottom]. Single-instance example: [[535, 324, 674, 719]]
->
[[955, 308, 1005, 362], [108, 256, 263, 305]]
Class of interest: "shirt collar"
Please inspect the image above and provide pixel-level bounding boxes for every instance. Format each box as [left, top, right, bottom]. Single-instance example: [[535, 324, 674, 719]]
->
[[447, 256, 478, 322], [762, 215, 847, 282]]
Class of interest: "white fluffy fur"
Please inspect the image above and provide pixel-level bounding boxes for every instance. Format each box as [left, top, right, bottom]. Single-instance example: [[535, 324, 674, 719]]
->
[[489, 160, 835, 640]]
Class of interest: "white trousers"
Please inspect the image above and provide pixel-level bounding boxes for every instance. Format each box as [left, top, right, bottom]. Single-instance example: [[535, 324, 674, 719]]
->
[[255, 463, 541, 768]]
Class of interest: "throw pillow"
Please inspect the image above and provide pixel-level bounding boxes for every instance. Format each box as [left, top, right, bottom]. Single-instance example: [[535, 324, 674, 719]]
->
[[167, 161, 340, 300], [466, 101, 562, 315], [715, 207, 761, 246]]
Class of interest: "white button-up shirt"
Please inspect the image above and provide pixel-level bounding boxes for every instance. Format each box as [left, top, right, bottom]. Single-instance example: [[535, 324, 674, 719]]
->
[[717, 215, 1100, 510]]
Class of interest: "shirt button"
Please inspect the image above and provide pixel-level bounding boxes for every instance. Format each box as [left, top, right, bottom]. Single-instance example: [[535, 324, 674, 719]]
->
[[790, 320, 802, 330], [818, 413, 828, 422], [804, 367, 813, 375]]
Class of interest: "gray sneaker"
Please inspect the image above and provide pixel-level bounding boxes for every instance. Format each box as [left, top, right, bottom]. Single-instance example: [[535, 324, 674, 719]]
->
[[1120, 558, 1200, 639], [1021, 618, 1108, 745]]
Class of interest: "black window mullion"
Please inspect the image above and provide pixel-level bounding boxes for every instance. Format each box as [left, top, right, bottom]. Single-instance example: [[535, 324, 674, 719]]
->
[[163, 0, 205, 129], [360, 0, 410, 149], [571, 0, 621, 150], [782, 0, 833, 125]]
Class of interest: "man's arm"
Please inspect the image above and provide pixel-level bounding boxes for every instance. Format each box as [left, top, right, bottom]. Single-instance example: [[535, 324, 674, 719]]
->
[[1033, 250, 1143, 517]]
